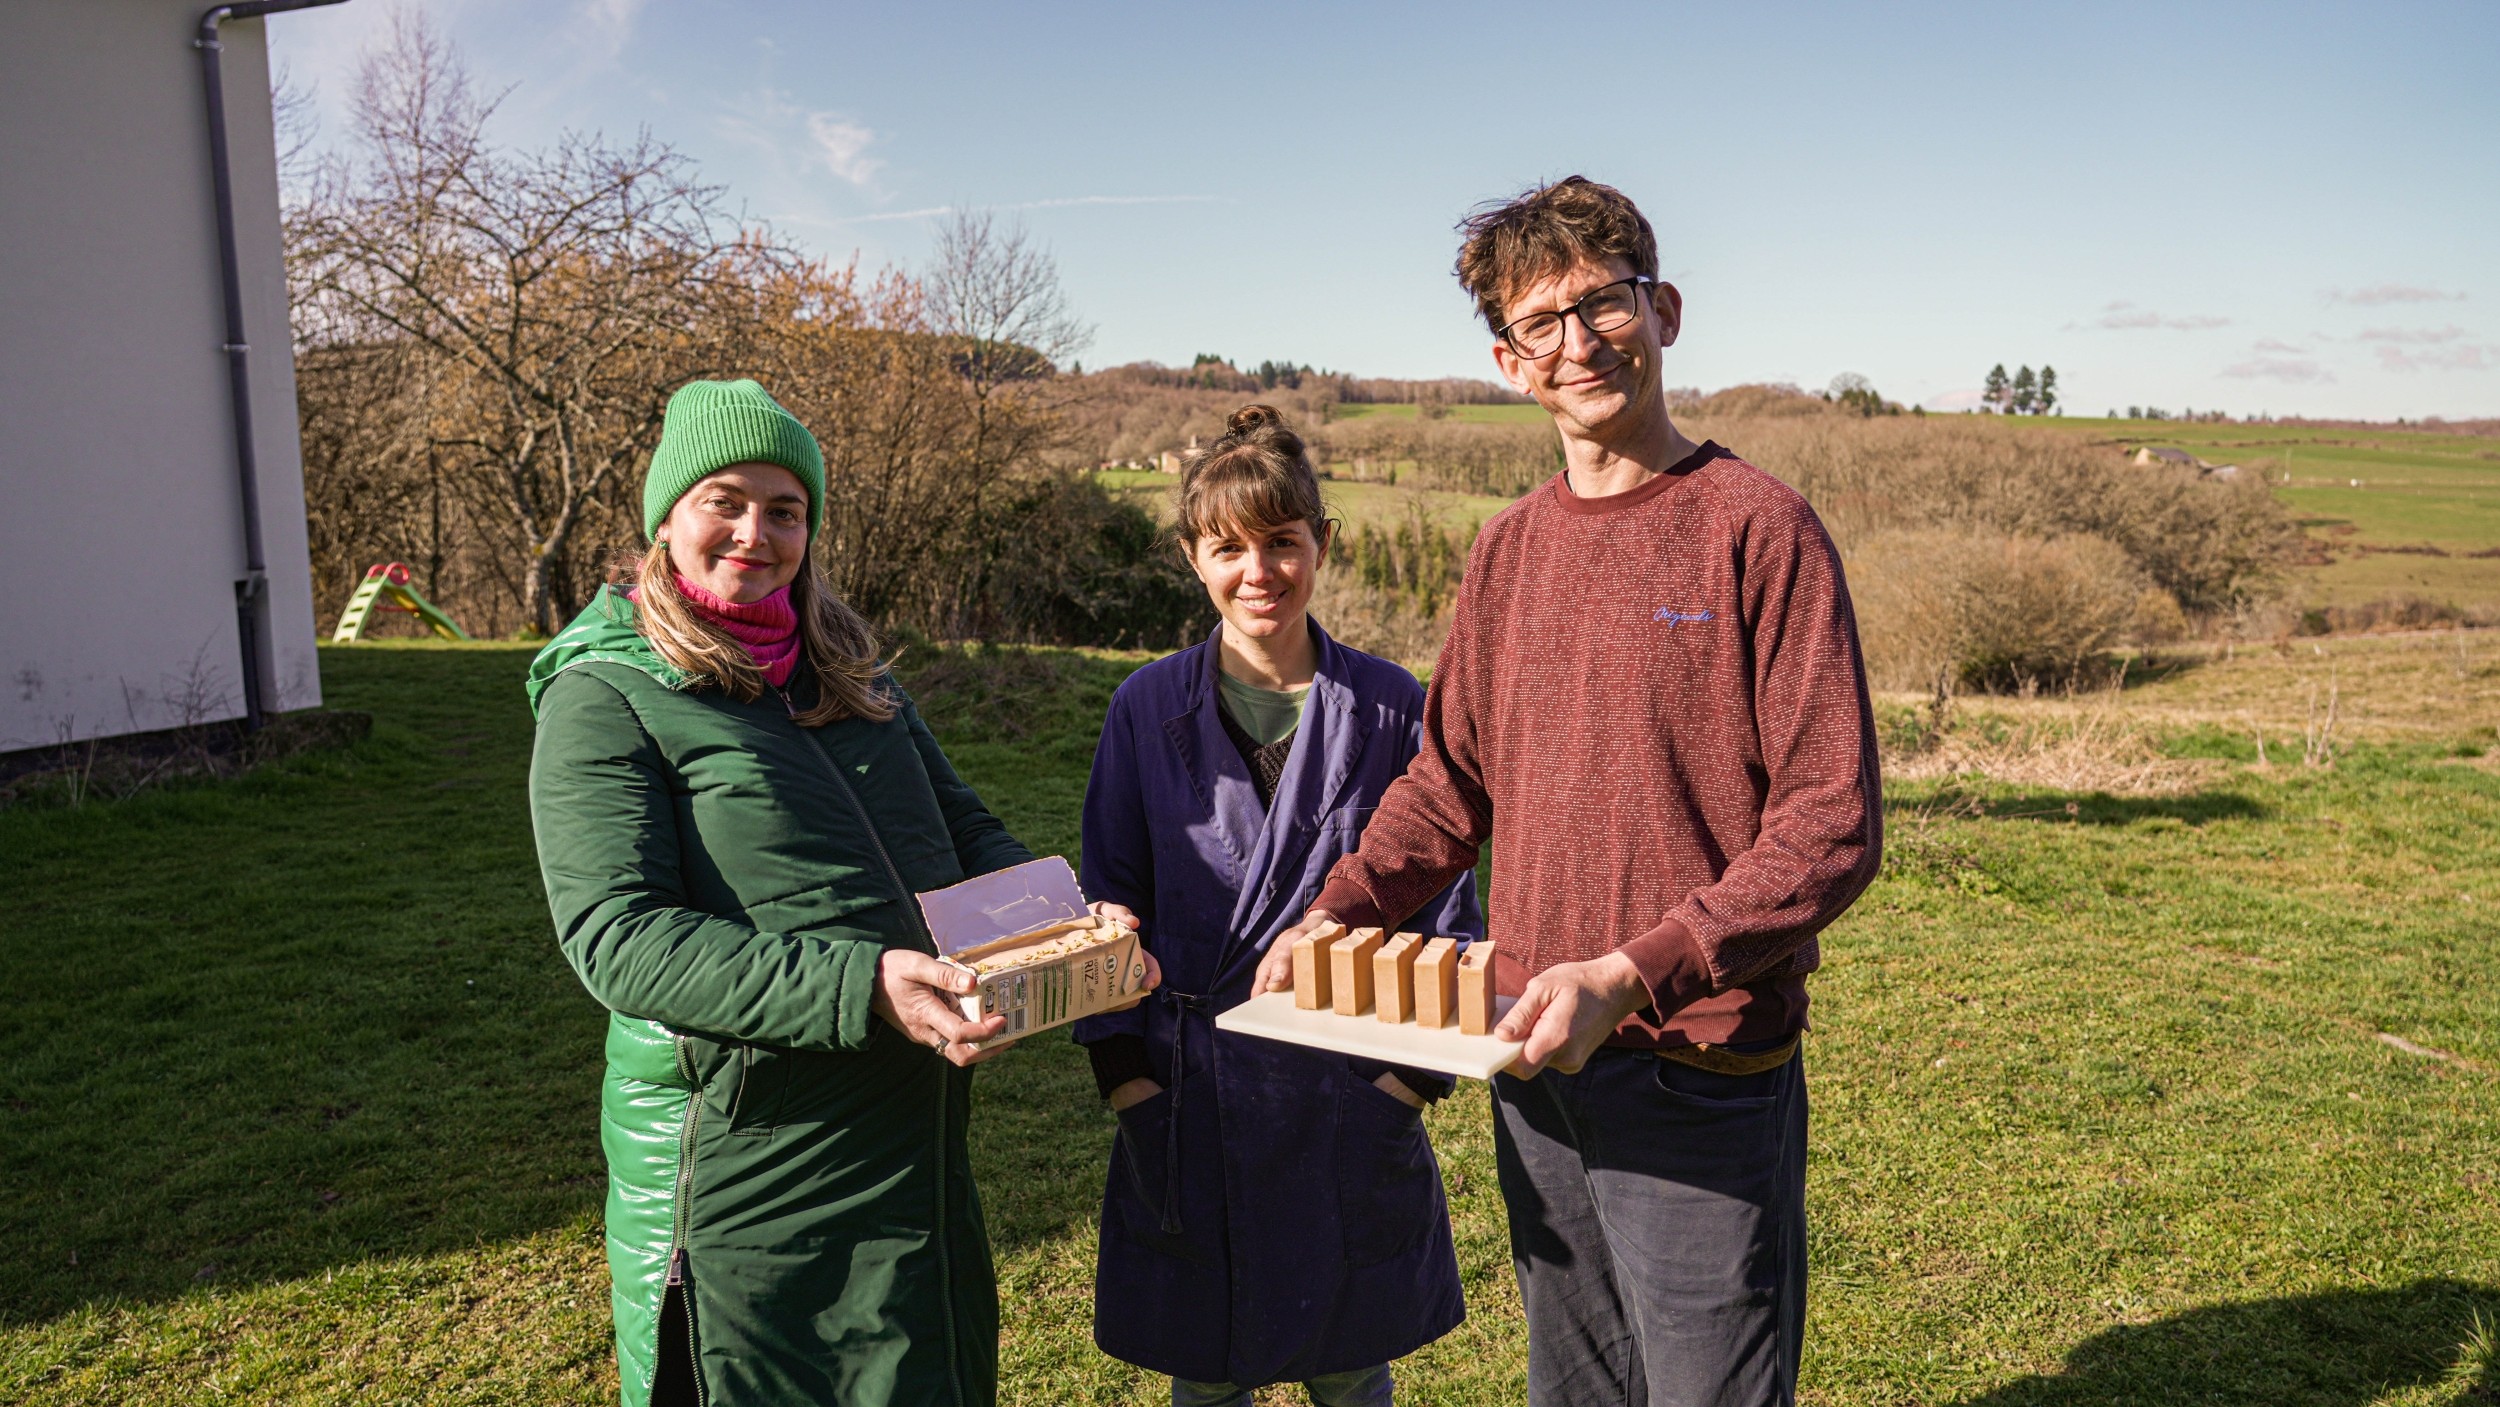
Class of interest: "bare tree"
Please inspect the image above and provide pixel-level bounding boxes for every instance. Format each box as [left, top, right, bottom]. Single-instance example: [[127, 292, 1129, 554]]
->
[[925, 210, 1090, 395], [289, 12, 757, 633], [281, 35, 1193, 647]]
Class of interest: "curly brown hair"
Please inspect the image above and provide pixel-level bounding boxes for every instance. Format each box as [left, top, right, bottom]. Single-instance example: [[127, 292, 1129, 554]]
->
[[1454, 176, 1658, 333]]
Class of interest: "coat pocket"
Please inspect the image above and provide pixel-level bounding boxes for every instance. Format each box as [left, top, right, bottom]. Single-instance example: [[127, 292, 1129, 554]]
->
[[1334, 1067, 1442, 1267], [1107, 1077, 1219, 1267], [724, 1045, 792, 1135]]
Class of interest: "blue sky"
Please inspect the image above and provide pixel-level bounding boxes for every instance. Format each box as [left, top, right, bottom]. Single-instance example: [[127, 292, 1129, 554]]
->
[[271, 1, 2500, 420]]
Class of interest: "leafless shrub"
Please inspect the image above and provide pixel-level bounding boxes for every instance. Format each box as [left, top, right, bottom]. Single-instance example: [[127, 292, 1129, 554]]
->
[[1955, 534, 2145, 692], [1846, 529, 2143, 693], [1308, 567, 1453, 673], [2302, 672, 2340, 766], [2292, 594, 2490, 636], [1310, 418, 1559, 496], [1687, 383, 1838, 419], [1707, 414, 2296, 619], [1, 704, 371, 811], [1693, 414, 2296, 691]]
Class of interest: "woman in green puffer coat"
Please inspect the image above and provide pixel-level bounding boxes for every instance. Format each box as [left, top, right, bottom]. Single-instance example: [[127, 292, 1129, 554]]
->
[[527, 379, 1146, 1407]]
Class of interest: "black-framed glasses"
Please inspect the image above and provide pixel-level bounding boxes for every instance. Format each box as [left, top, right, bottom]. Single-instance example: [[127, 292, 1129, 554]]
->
[[1495, 275, 1654, 360]]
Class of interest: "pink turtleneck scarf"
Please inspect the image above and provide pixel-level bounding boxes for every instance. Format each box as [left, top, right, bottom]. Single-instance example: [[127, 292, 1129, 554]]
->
[[661, 575, 802, 686]]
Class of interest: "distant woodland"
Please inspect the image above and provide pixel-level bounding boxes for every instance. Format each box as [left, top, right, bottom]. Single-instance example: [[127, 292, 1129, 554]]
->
[[288, 14, 2296, 692]]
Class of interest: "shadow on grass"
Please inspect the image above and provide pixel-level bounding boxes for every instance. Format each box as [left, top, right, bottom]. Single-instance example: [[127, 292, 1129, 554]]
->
[[0, 643, 1131, 1327], [2112, 648, 2212, 690], [1885, 787, 2270, 830], [1956, 1279, 2497, 1406], [1973, 791, 2269, 828], [0, 646, 614, 1327]]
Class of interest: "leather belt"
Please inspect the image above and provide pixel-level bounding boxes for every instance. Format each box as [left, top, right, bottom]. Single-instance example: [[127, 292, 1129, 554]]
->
[[1655, 1032, 1801, 1076]]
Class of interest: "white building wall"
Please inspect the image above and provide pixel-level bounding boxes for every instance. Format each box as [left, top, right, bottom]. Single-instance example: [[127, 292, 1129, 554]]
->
[[0, 0, 322, 751]]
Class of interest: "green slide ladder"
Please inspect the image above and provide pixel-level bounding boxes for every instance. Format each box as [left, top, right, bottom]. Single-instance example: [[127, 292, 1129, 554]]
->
[[331, 563, 472, 643]]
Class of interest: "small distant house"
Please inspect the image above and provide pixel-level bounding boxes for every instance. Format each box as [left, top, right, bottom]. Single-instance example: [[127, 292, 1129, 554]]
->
[[2132, 446, 2199, 468], [1156, 435, 1200, 474], [2203, 463, 2242, 481]]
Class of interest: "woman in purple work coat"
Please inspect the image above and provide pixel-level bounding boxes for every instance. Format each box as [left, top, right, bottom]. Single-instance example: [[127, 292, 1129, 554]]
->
[[1072, 405, 1482, 1407]]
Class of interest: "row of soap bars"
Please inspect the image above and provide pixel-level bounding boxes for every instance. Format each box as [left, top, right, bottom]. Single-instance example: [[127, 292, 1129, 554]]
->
[[1289, 923, 1497, 1035]]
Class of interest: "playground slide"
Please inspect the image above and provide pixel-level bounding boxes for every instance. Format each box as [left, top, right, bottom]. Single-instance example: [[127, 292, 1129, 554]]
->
[[331, 563, 472, 643]]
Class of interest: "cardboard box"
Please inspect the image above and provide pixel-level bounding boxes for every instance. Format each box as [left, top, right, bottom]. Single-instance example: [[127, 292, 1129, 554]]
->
[[919, 858, 1149, 1050]]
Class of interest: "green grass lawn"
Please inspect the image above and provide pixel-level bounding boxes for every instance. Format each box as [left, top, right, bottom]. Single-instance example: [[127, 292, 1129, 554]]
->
[[5, 641, 2496, 1404]]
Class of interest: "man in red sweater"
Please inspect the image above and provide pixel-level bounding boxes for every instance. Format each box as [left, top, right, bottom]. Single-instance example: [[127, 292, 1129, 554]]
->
[[1257, 176, 1881, 1406]]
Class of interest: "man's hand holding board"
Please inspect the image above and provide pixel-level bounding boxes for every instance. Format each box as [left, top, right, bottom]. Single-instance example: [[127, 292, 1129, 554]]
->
[[1258, 909, 1656, 1078]]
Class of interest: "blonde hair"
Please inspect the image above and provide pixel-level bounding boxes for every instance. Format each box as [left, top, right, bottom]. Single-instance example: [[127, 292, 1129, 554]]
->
[[633, 538, 896, 726]]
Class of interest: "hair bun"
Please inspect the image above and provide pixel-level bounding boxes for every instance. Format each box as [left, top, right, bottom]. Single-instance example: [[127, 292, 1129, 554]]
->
[[1225, 403, 1284, 438]]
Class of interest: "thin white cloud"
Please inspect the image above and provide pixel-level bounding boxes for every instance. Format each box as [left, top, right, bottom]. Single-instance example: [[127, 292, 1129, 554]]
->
[[2375, 344, 2495, 373], [571, 0, 646, 59], [806, 114, 880, 185], [2327, 284, 2468, 306], [1924, 388, 1987, 411], [714, 88, 883, 190], [2252, 337, 2309, 354], [2075, 301, 2230, 332], [823, 194, 1223, 225], [2222, 356, 2334, 384], [2355, 325, 2470, 345]]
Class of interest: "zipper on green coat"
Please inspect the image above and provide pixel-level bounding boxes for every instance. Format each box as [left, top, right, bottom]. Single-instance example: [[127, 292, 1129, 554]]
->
[[771, 683, 969, 1407], [669, 1033, 710, 1407]]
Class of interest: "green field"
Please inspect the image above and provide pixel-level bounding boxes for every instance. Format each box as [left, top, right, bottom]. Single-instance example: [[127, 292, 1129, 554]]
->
[[1096, 467, 1519, 535], [1324, 401, 1552, 425], [1118, 410, 2500, 618], [5, 638, 2496, 1404], [2048, 418, 2500, 616]]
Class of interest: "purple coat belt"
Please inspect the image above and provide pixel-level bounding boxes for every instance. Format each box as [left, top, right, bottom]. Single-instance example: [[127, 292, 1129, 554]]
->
[[1072, 622, 1482, 1387]]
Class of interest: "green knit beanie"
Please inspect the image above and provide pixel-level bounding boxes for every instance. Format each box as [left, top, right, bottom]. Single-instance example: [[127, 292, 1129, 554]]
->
[[642, 379, 826, 542]]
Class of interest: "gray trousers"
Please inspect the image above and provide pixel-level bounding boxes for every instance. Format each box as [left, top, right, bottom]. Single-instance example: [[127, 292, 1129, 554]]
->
[[1491, 1046, 1808, 1407]]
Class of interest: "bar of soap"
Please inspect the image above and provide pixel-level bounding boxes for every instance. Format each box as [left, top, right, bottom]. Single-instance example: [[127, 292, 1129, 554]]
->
[[1291, 920, 1346, 1010], [1374, 932, 1422, 1023], [1331, 927, 1385, 1016], [1413, 938, 1459, 1029], [1456, 939, 1497, 1035]]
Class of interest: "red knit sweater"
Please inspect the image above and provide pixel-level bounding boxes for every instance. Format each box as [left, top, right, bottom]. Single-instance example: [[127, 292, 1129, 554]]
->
[[1312, 442, 1882, 1049]]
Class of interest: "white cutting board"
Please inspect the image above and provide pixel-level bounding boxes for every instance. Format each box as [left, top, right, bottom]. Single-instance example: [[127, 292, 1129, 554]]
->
[[1215, 988, 1524, 1080]]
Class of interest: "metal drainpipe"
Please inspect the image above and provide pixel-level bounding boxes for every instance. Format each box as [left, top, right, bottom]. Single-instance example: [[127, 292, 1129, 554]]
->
[[196, 0, 346, 730]]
